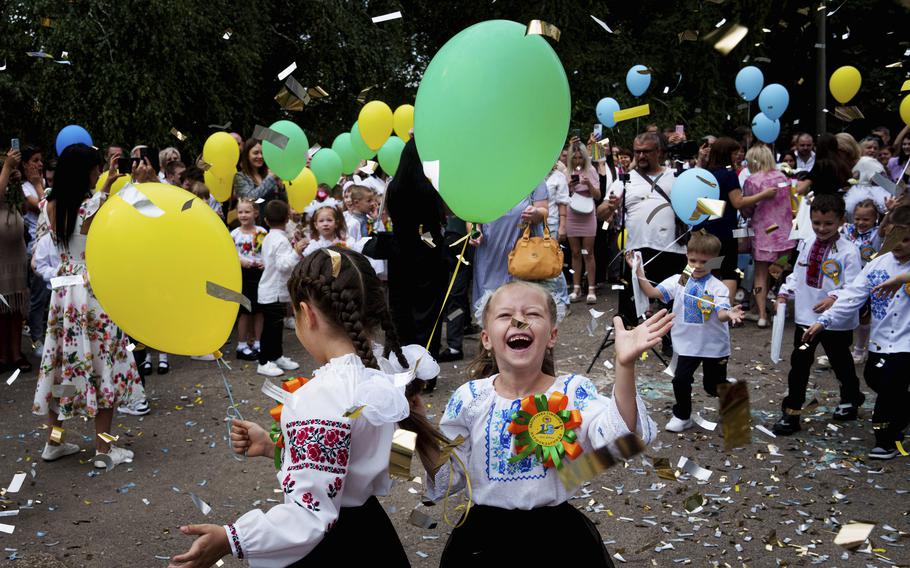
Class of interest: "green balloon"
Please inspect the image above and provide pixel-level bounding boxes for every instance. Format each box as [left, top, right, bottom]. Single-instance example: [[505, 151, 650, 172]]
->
[[260, 120, 308, 180], [332, 133, 359, 174], [377, 136, 405, 176], [310, 148, 343, 186], [414, 20, 570, 223], [350, 122, 376, 160]]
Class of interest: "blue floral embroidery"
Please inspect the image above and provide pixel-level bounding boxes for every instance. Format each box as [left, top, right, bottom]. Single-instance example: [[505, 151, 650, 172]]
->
[[867, 269, 891, 320], [468, 380, 478, 399], [445, 394, 463, 420], [573, 378, 598, 411], [484, 398, 545, 481], [683, 277, 709, 324]]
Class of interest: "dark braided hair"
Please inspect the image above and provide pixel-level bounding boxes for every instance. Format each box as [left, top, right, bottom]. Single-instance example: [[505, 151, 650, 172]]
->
[[287, 246, 449, 465]]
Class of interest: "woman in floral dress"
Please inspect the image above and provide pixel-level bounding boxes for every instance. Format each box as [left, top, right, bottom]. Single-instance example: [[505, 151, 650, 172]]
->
[[33, 144, 144, 469]]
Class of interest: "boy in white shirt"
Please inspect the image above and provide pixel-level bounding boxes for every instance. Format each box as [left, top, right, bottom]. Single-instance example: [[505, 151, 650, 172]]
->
[[803, 204, 910, 459], [773, 194, 864, 435], [631, 232, 744, 432], [257, 200, 304, 377]]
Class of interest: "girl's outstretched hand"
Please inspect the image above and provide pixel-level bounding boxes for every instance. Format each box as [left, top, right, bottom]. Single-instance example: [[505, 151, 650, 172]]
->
[[168, 524, 231, 568], [613, 309, 674, 366], [230, 419, 273, 458]]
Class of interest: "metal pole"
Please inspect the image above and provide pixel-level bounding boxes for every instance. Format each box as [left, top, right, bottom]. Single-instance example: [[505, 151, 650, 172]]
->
[[815, 2, 827, 135]]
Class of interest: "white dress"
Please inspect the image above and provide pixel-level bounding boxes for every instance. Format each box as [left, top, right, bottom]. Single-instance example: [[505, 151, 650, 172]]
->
[[428, 373, 657, 509], [224, 347, 436, 567]]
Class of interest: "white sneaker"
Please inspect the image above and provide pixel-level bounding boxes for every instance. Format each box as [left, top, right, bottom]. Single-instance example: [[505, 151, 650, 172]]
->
[[94, 445, 134, 470], [666, 416, 695, 433], [816, 355, 829, 368], [257, 362, 284, 377], [274, 356, 299, 371], [191, 353, 216, 361], [118, 399, 150, 416], [42, 442, 80, 461], [284, 317, 296, 330]]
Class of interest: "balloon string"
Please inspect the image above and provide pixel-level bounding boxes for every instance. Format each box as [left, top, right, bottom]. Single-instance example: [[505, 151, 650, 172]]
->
[[641, 227, 694, 269], [424, 236, 471, 353], [216, 355, 246, 462], [442, 450, 473, 529]]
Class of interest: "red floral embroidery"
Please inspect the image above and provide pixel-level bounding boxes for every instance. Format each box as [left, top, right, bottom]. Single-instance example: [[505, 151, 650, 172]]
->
[[327, 476, 343, 499], [286, 420, 351, 475], [297, 491, 321, 512], [227, 524, 243, 559], [282, 473, 295, 494]]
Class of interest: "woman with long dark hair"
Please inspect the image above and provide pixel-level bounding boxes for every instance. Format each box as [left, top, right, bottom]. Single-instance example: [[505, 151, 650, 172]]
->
[[32, 144, 144, 470]]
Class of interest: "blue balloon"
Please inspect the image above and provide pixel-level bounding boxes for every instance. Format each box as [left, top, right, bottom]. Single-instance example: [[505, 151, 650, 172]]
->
[[758, 83, 789, 120], [625, 65, 651, 97], [751, 112, 781, 144], [595, 97, 621, 128], [670, 168, 721, 226], [55, 125, 93, 156], [735, 66, 764, 102]]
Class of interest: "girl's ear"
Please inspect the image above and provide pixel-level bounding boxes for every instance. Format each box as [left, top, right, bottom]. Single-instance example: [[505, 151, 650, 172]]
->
[[297, 301, 314, 330], [480, 328, 492, 351], [546, 325, 559, 349]]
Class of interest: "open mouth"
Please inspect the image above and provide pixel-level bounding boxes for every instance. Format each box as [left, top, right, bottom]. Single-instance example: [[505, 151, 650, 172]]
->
[[506, 333, 533, 351]]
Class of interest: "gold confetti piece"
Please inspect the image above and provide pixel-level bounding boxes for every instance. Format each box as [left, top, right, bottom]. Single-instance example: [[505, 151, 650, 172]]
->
[[213, 350, 223, 360], [678, 264, 694, 286], [390, 429, 417, 479], [252, 125, 290, 150], [678, 30, 699, 42], [613, 104, 650, 123], [49, 426, 65, 444], [834, 522, 874, 549], [706, 23, 749, 55], [784, 398, 819, 415], [683, 492, 706, 513], [181, 198, 194, 212], [356, 85, 377, 105], [205, 281, 251, 312], [558, 434, 645, 490], [695, 176, 717, 189], [834, 106, 864, 122], [765, 224, 779, 234], [901, 79, 910, 92], [526, 20, 561, 42], [371, 10, 402, 24], [718, 380, 750, 450], [640, 352, 648, 361], [343, 405, 365, 419], [274, 86, 305, 112], [97, 432, 118, 444], [169, 127, 187, 142], [653, 457, 677, 480], [510, 317, 530, 330], [408, 509, 437, 529], [688, 197, 725, 220], [307, 85, 329, 99]]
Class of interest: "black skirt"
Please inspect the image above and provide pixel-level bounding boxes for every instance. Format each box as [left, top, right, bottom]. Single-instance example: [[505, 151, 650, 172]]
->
[[440, 502, 615, 567], [240, 267, 263, 314], [287, 495, 409, 567]]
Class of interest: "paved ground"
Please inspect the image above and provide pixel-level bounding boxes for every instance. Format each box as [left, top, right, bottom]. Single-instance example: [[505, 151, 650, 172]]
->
[[1, 291, 908, 567]]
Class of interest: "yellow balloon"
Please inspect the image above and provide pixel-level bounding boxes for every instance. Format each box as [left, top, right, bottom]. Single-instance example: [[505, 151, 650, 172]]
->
[[204, 166, 235, 202], [829, 66, 862, 104], [94, 170, 130, 195], [616, 229, 628, 250], [901, 94, 910, 127], [203, 132, 240, 171], [358, 100, 394, 150], [393, 104, 415, 141], [86, 183, 242, 356], [286, 168, 318, 212]]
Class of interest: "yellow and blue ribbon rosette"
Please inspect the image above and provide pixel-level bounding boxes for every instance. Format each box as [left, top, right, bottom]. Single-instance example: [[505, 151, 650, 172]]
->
[[507, 392, 582, 470], [821, 259, 842, 285]]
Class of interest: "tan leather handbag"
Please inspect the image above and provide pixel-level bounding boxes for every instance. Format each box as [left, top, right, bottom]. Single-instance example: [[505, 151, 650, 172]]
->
[[508, 224, 564, 281]]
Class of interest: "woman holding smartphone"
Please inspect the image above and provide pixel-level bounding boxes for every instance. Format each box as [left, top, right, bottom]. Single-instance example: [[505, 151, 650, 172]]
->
[[565, 137, 600, 304]]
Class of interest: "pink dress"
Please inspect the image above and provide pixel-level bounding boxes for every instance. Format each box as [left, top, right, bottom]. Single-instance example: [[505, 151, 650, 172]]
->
[[741, 170, 796, 263], [566, 165, 599, 238]]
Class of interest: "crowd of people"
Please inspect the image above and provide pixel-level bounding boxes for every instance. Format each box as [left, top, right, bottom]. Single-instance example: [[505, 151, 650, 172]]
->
[[0, 117, 908, 566]]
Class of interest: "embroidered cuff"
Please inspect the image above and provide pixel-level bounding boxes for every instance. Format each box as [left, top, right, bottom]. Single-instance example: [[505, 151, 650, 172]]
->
[[656, 285, 671, 304], [225, 524, 243, 559]]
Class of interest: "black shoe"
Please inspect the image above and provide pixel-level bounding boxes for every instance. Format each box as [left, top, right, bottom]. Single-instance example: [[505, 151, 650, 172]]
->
[[868, 446, 898, 460], [157, 361, 170, 375], [437, 348, 464, 362], [236, 347, 257, 361], [139, 360, 153, 377], [772, 414, 801, 436], [423, 377, 437, 393], [832, 403, 858, 421]]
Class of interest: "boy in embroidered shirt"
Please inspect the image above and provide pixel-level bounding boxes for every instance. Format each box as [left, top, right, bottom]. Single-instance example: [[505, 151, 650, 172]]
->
[[630, 232, 744, 433], [256, 200, 305, 377], [803, 204, 910, 459], [772, 194, 864, 436], [840, 199, 882, 363], [343, 185, 375, 240]]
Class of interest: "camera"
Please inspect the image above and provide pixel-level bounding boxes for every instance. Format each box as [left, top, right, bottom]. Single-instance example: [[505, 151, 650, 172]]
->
[[618, 172, 631, 183], [665, 140, 699, 161]]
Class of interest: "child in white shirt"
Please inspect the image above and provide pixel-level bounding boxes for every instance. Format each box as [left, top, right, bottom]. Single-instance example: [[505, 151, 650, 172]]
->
[[301, 198, 348, 257], [630, 232, 744, 432], [773, 194, 865, 435], [840, 199, 883, 363]]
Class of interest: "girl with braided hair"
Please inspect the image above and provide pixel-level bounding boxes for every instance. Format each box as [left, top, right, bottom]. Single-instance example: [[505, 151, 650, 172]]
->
[[170, 246, 445, 568]]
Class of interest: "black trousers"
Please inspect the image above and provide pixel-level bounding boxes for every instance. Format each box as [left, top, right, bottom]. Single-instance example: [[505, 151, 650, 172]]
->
[[864, 352, 910, 448], [782, 327, 863, 412], [27, 267, 51, 343], [672, 355, 728, 419], [443, 231, 473, 352], [388, 246, 449, 358], [618, 248, 687, 326], [441, 503, 614, 567], [258, 301, 287, 365], [288, 496, 409, 567]]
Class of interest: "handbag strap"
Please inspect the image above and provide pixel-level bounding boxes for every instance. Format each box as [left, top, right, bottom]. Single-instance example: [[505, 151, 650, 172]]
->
[[519, 222, 553, 241]]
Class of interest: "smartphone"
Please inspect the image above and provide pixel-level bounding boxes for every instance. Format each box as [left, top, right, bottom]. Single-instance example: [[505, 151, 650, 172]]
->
[[117, 156, 132, 173], [593, 124, 603, 139], [139, 146, 161, 173], [10, 138, 19, 151], [675, 124, 685, 135], [571, 174, 580, 184], [570, 128, 581, 139]]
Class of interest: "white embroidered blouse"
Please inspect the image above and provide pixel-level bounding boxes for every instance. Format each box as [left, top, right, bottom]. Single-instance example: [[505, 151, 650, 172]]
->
[[223, 347, 437, 567], [427, 374, 657, 509]]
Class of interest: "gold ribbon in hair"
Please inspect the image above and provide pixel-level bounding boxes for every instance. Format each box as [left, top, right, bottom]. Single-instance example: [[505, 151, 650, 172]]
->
[[325, 248, 342, 278]]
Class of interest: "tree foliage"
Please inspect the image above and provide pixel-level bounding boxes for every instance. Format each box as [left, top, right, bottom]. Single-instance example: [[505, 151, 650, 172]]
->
[[1, 0, 908, 159]]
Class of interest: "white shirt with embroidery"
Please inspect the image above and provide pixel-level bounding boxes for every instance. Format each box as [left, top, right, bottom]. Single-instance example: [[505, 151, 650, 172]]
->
[[817, 253, 910, 353], [427, 374, 657, 509], [224, 348, 434, 567], [840, 223, 882, 265], [778, 236, 862, 330], [656, 274, 732, 358]]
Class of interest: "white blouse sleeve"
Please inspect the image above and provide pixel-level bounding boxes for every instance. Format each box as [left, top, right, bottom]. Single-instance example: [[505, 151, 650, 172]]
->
[[575, 376, 657, 455], [426, 384, 473, 502], [224, 388, 352, 566]]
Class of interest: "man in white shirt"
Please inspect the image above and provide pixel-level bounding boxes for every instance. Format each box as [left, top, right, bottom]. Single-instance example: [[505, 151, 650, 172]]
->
[[795, 133, 816, 172], [599, 132, 688, 328]]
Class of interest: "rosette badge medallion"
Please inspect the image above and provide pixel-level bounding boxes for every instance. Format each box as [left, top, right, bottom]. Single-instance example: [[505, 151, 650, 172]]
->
[[507, 392, 583, 469]]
